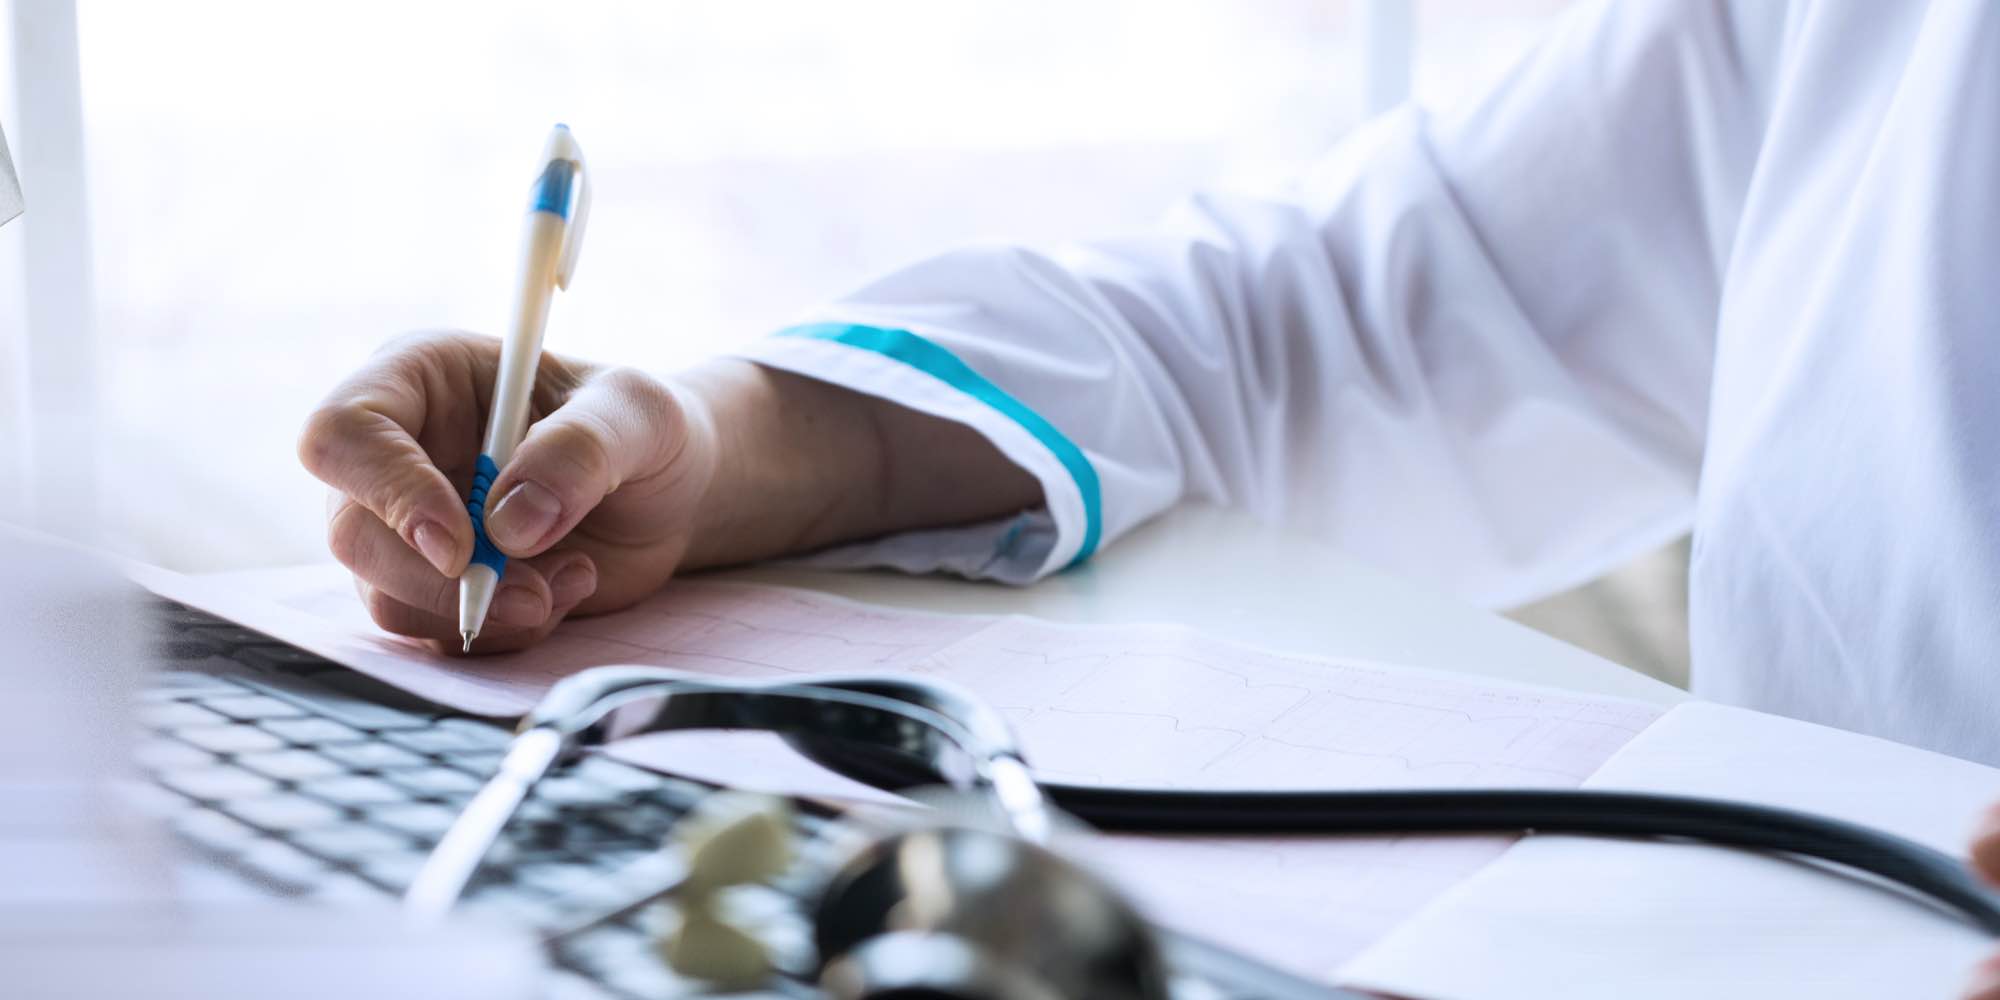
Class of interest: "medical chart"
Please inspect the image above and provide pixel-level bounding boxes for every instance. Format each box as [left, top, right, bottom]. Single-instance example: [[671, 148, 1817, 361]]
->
[[1341, 702, 2000, 1000], [136, 562, 1664, 978]]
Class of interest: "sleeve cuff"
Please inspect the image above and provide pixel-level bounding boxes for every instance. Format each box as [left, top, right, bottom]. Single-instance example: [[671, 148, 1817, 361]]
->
[[728, 322, 1103, 584]]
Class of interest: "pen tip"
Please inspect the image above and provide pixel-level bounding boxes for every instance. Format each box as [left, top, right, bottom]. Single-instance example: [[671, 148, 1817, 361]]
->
[[460, 630, 475, 653]]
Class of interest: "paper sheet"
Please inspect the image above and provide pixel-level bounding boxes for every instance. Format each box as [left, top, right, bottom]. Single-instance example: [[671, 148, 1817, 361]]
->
[[1340, 701, 2000, 1000], [138, 562, 1664, 978], [0, 123, 19, 227]]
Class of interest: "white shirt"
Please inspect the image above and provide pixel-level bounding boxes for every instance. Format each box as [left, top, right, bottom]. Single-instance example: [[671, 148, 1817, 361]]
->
[[736, 0, 2000, 764]]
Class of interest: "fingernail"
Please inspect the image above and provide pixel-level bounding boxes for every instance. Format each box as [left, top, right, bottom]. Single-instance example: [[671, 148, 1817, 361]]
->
[[410, 520, 456, 574], [486, 481, 561, 551], [491, 584, 547, 626], [550, 560, 598, 608]]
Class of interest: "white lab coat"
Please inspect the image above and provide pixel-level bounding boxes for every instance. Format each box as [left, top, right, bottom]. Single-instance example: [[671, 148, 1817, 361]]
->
[[735, 0, 2000, 765]]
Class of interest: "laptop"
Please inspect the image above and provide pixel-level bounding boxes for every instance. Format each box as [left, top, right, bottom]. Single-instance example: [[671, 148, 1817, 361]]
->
[[135, 594, 1360, 999]]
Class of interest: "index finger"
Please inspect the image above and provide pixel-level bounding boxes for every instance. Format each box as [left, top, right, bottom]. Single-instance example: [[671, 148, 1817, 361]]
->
[[299, 340, 478, 575]]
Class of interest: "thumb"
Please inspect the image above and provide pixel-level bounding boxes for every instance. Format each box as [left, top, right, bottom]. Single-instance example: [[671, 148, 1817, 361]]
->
[[482, 368, 685, 557]]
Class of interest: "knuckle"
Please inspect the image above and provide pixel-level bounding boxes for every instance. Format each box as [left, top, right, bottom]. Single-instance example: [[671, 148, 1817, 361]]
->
[[326, 501, 367, 570], [296, 404, 354, 477], [376, 329, 480, 361], [599, 367, 684, 474], [601, 366, 680, 429], [533, 417, 619, 493]]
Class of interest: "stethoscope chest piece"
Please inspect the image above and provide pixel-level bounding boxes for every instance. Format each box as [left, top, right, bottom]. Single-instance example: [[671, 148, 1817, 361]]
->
[[812, 824, 1172, 1000]]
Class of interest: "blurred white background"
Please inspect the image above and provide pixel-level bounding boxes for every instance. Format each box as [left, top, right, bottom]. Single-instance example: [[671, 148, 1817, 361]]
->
[[0, 0, 1577, 573]]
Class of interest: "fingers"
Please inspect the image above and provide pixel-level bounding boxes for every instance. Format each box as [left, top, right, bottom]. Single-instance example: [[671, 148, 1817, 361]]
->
[[484, 368, 684, 558], [300, 338, 482, 576], [1965, 952, 2000, 1000], [1972, 803, 2000, 886], [329, 494, 456, 618], [357, 547, 600, 655]]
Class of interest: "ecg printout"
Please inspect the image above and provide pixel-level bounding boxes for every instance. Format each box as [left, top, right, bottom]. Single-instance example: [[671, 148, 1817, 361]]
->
[[144, 563, 1665, 980]]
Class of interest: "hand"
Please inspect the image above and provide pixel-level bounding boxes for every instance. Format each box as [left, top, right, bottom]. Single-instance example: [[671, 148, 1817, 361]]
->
[[301, 331, 1041, 655], [1970, 807, 2000, 998], [299, 332, 716, 654]]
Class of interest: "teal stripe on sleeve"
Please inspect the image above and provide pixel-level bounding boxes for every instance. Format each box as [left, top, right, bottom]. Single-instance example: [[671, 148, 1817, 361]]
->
[[775, 322, 1102, 567]]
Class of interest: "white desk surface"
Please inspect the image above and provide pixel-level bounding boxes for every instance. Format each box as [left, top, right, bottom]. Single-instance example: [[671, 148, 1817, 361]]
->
[[717, 503, 1687, 707]]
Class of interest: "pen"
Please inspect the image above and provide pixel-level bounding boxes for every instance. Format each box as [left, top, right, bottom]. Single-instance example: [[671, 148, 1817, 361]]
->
[[460, 124, 591, 651]]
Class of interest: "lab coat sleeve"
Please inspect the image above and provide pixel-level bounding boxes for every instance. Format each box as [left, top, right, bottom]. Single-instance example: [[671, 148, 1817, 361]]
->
[[732, 0, 1786, 604]]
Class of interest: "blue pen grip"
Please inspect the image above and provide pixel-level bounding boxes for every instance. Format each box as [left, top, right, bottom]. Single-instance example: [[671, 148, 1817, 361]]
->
[[467, 454, 507, 576]]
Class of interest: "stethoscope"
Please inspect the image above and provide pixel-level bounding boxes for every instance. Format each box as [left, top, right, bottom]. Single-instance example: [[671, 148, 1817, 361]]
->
[[406, 665, 2000, 998]]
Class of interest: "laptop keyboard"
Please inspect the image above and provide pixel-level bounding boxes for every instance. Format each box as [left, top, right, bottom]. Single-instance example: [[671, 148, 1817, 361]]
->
[[134, 598, 1349, 1000]]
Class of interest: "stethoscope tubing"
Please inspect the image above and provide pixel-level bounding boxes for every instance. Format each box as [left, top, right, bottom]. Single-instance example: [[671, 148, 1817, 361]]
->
[[1047, 784, 2000, 935], [783, 736, 2000, 935]]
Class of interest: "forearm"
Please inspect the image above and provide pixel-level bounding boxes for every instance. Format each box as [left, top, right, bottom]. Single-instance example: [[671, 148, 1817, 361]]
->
[[675, 358, 1041, 569]]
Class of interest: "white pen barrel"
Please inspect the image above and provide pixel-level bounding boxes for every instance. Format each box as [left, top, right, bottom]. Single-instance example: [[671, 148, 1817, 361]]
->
[[461, 127, 585, 648], [479, 210, 567, 468]]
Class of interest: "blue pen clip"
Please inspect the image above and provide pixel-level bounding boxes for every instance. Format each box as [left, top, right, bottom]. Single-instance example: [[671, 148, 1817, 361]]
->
[[531, 123, 591, 290]]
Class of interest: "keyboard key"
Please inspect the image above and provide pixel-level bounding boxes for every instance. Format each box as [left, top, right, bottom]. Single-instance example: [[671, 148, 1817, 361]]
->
[[513, 863, 608, 899], [199, 694, 308, 721], [292, 825, 415, 861], [530, 778, 610, 807], [356, 850, 438, 890], [548, 819, 646, 854], [385, 721, 508, 755], [118, 778, 194, 817], [262, 718, 366, 746], [301, 775, 407, 807], [234, 838, 335, 889], [567, 925, 694, 997], [185, 623, 277, 647], [595, 802, 681, 840], [318, 742, 428, 772], [152, 602, 222, 629], [446, 750, 505, 774], [233, 645, 337, 672], [158, 636, 228, 660], [178, 724, 286, 755], [540, 969, 621, 1000], [168, 809, 264, 853], [289, 690, 440, 732], [156, 767, 280, 802], [138, 701, 227, 729], [235, 749, 345, 782], [383, 767, 483, 798], [437, 717, 511, 743], [370, 802, 459, 840], [144, 659, 253, 690], [134, 739, 216, 772], [571, 757, 669, 793], [221, 793, 345, 831], [302, 871, 390, 904]]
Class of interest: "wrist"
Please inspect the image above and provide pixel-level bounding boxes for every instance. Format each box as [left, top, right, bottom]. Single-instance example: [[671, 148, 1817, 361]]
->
[[670, 359, 881, 570]]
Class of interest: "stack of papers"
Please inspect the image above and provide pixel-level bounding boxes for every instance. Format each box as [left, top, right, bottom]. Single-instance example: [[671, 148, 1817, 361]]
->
[[137, 564, 2000, 999]]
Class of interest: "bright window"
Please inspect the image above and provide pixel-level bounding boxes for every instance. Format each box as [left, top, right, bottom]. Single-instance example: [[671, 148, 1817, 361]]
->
[[2, 0, 1577, 571]]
